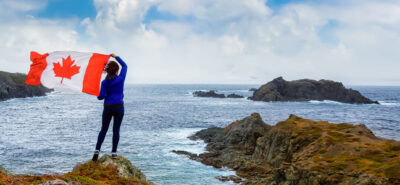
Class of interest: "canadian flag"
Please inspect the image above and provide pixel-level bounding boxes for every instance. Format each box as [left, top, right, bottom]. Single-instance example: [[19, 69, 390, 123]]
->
[[25, 51, 111, 96]]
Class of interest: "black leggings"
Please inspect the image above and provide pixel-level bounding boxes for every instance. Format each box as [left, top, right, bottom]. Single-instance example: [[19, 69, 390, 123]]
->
[[95, 105, 124, 152]]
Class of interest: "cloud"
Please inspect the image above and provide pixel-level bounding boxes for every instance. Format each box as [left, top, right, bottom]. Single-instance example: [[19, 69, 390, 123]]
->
[[1, 0, 400, 85], [0, 0, 46, 15], [0, 1, 93, 73]]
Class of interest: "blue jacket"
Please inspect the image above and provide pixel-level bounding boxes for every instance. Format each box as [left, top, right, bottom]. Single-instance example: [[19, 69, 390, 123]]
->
[[97, 56, 127, 104]]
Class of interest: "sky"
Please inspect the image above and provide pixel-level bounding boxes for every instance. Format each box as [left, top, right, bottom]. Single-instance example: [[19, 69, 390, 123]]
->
[[0, 0, 400, 85]]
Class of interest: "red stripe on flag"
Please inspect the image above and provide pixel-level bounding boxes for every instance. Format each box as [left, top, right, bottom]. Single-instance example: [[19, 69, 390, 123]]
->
[[82, 53, 110, 96], [25, 51, 49, 85]]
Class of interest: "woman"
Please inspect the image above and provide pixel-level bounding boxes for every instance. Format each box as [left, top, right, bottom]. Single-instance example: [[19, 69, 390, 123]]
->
[[92, 53, 127, 161]]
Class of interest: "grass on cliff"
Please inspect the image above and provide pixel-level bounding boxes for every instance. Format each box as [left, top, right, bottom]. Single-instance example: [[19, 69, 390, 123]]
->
[[0, 71, 26, 85], [279, 115, 400, 183], [0, 160, 151, 185]]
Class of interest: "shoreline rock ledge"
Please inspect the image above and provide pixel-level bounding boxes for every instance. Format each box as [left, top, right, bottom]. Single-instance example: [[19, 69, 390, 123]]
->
[[0, 71, 52, 101], [249, 77, 378, 104], [174, 113, 400, 185], [0, 155, 154, 185]]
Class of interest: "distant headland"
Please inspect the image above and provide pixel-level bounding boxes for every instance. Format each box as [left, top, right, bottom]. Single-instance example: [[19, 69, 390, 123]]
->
[[0, 71, 52, 101]]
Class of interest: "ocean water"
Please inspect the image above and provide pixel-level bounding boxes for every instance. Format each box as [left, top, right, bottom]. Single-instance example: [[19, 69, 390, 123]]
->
[[0, 84, 399, 185]]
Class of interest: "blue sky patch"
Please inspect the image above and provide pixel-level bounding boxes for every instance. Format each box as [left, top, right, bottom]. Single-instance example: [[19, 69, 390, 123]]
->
[[143, 5, 177, 24], [266, 0, 305, 9], [143, 5, 195, 25], [318, 19, 339, 44], [35, 0, 96, 19]]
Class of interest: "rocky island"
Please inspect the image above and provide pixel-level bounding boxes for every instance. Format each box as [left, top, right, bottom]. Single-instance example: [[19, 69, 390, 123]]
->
[[0, 155, 153, 185], [193, 90, 244, 98], [0, 71, 52, 101], [249, 77, 378, 104], [174, 113, 400, 184]]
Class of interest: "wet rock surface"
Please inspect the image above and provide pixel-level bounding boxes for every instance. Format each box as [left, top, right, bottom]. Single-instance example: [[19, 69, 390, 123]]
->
[[227, 93, 244, 98], [193, 90, 225, 98], [176, 113, 400, 184], [216, 175, 243, 183], [249, 77, 378, 104], [193, 90, 244, 99]]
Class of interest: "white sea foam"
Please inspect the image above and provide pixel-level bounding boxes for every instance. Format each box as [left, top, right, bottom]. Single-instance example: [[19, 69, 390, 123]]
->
[[378, 101, 400, 106], [308, 100, 344, 104], [164, 128, 208, 154]]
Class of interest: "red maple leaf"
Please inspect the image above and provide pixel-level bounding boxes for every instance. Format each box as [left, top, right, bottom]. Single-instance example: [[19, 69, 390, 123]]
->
[[53, 56, 80, 84]]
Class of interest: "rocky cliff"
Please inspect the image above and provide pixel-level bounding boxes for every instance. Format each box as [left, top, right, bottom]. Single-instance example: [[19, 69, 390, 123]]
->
[[174, 113, 400, 184], [0, 155, 153, 185], [0, 71, 52, 101], [249, 77, 378, 104]]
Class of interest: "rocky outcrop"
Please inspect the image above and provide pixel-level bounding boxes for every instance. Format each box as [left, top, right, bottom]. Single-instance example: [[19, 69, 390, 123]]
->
[[193, 90, 225, 98], [227, 93, 244, 98], [175, 113, 400, 184], [0, 155, 153, 185], [249, 77, 378, 104], [0, 71, 52, 101], [193, 90, 244, 98], [216, 175, 243, 183], [249, 88, 258, 92]]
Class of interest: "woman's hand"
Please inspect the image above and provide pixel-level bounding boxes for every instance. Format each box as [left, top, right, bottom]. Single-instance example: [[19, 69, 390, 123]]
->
[[110, 53, 117, 58]]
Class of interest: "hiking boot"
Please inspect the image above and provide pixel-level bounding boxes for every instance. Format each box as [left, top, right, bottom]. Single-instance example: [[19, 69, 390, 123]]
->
[[111, 152, 118, 159], [92, 150, 100, 161]]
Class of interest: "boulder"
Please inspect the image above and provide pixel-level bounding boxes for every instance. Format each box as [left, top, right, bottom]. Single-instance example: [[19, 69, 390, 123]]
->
[[188, 127, 223, 143], [96, 154, 147, 180], [249, 77, 378, 104], [42, 179, 69, 185], [218, 113, 271, 154]]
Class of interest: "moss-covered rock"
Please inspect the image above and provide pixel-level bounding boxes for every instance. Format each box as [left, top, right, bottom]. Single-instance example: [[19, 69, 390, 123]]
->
[[178, 113, 400, 184], [94, 154, 146, 181], [0, 155, 153, 185]]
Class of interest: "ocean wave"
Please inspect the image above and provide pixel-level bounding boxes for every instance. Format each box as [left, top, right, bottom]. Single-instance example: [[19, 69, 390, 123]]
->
[[378, 101, 400, 106], [218, 89, 251, 93], [307, 100, 344, 105]]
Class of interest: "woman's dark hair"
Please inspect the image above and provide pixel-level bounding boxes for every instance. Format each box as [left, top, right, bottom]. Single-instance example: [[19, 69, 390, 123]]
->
[[104, 61, 119, 79]]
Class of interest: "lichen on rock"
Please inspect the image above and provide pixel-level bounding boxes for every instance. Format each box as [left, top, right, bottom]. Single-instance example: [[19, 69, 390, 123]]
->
[[0, 155, 153, 185], [176, 113, 400, 184]]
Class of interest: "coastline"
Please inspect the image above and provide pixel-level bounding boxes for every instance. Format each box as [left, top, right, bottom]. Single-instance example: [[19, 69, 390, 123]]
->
[[175, 113, 400, 184], [1, 84, 399, 184]]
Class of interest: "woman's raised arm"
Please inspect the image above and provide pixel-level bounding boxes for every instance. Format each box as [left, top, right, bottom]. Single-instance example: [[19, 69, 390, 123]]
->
[[110, 53, 127, 79]]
